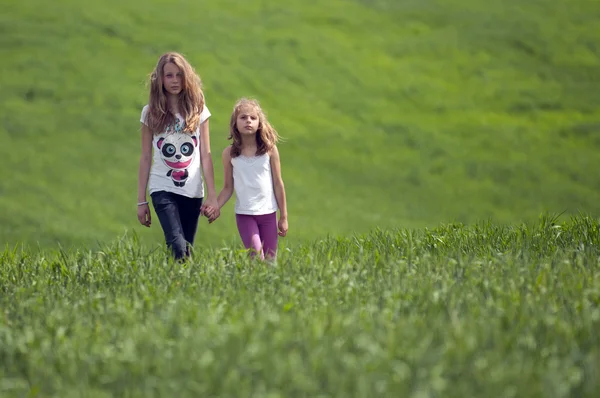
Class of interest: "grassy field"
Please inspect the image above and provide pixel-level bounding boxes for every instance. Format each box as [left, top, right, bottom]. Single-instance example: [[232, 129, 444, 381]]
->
[[1, 214, 598, 397], [1, 0, 599, 250], [2, 2, 599, 395]]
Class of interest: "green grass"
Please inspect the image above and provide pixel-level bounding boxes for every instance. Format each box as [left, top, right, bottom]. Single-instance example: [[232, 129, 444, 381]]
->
[[1, 214, 599, 397], [1, 0, 599, 250], [2, 4, 599, 395]]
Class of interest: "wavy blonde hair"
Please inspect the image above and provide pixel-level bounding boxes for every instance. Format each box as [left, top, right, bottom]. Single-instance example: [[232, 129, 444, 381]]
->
[[228, 98, 280, 157], [145, 52, 204, 134]]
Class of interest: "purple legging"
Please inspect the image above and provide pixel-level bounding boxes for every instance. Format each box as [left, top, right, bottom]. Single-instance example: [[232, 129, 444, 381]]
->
[[235, 212, 278, 260]]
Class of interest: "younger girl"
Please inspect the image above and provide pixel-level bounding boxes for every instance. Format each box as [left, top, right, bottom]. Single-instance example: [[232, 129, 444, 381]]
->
[[210, 98, 288, 260], [137, 52, 219, 260]]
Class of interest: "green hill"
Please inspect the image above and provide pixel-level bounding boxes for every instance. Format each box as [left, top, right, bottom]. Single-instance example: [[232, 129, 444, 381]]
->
[[1, 0, 599, 250]]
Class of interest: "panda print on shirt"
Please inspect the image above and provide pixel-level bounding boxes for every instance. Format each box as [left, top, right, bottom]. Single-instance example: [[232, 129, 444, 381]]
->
[[156, 117, 198, 188]]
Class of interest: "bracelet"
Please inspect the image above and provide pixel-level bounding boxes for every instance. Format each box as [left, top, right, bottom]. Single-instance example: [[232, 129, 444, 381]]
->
[[137, 201, 149, 206]]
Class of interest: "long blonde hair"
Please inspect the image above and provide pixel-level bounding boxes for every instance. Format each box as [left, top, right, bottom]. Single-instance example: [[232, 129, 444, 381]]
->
[[145, 52, 204, 134], [228, 98, 280, 157]]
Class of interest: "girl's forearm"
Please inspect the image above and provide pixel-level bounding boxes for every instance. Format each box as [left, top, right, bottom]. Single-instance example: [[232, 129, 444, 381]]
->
[[217, 186, 234, 209], [137, 156, 152, 202], [201, 155, 217, 198], [274, 184, 287, 219]]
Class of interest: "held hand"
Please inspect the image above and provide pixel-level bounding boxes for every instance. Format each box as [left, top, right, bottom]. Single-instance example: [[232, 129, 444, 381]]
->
[[201, 204, 220, 224], [207, 207, 221, 224], [200, 196, 217, 216], [201, 196, 220, 223], [204, 196, 219, 212], [201, 204, 217, 219], [137, 203, 151, 227], [278, 217, 288, 237]]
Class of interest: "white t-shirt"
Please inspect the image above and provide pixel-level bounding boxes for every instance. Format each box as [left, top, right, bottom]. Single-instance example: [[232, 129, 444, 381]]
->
[[231, 153, 279, 215], [140, 104, 211, 198]]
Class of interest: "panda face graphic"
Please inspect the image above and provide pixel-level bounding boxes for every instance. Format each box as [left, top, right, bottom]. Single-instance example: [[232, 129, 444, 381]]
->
[[157, 133, 198, 187]]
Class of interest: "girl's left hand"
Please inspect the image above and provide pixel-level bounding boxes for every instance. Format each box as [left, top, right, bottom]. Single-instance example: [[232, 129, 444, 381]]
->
[[201, 197, 219, 221], [278, 218, 288, 237], [207, 207, 220, 224]]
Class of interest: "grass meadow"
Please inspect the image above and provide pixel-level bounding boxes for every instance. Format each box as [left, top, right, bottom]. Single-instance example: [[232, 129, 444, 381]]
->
[[1, 214, 599, 397], [1, 0, 600, 396], [1, 0, 599, 249]]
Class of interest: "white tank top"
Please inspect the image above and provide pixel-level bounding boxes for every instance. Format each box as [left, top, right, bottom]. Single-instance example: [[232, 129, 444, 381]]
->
[[231, 153, 279, 215]]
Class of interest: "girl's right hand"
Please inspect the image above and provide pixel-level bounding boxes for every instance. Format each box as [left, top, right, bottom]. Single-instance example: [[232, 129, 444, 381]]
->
[[137, 203, 151, 227], [204, 206, 220, 224], [278, 217, 288, 237]]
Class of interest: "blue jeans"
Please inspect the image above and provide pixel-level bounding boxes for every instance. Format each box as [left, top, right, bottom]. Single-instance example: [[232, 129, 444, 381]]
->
[[150, 191, 203, 260]]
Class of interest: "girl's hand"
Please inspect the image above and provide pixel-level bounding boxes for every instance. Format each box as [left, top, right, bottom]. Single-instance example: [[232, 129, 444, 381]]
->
[[201, 200, 220, 224], [207, 207, 221, 224], [137, 203, 151, 227], [278, 217, 288, 237], [201, 196, 218, 216]]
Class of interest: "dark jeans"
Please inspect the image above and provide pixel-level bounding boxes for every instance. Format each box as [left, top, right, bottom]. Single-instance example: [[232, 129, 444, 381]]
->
[[150, 191, 203, 260]]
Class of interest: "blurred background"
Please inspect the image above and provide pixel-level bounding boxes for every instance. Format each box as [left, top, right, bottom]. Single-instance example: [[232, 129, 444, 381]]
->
[[1, 0, 599, 250]]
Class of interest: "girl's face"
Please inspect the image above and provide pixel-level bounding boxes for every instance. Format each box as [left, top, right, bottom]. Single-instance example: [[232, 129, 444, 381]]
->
[[236, 108, 260, 136], [163, 62, 183, 96]]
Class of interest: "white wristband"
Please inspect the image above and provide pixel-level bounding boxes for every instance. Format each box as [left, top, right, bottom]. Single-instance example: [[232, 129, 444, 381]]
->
[[137, 201, 149, 206]]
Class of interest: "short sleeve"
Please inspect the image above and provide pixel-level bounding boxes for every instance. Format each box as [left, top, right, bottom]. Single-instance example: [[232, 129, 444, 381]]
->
[[140, 105, 149, 125], [200, 105, 211, 124]]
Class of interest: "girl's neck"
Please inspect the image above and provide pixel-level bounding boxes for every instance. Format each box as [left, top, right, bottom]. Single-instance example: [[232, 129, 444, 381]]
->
[[240, 134, 256, 147], [240, 135, 257, 155], [167, 94, 179, 114]]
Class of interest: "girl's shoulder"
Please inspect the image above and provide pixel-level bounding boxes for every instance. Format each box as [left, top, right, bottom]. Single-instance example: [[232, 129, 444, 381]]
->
[[268, 145, 280, 157], [199, 104, 211, 124], [221, 145, 233, 158], [140, 104, 152, 126]]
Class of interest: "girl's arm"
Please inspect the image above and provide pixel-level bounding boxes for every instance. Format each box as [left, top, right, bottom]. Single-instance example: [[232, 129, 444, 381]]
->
[[199, 119, 218, 213], [270, 145, 288, 237], [215, 146, 234, 210], [137, 123, 153, 227]]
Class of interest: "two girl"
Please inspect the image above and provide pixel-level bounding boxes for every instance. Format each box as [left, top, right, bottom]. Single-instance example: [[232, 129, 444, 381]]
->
[[137, 52, 287, 261]]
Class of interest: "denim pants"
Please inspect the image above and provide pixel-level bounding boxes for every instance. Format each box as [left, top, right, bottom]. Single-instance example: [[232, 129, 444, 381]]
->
[[150, 191, 203, 260]]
